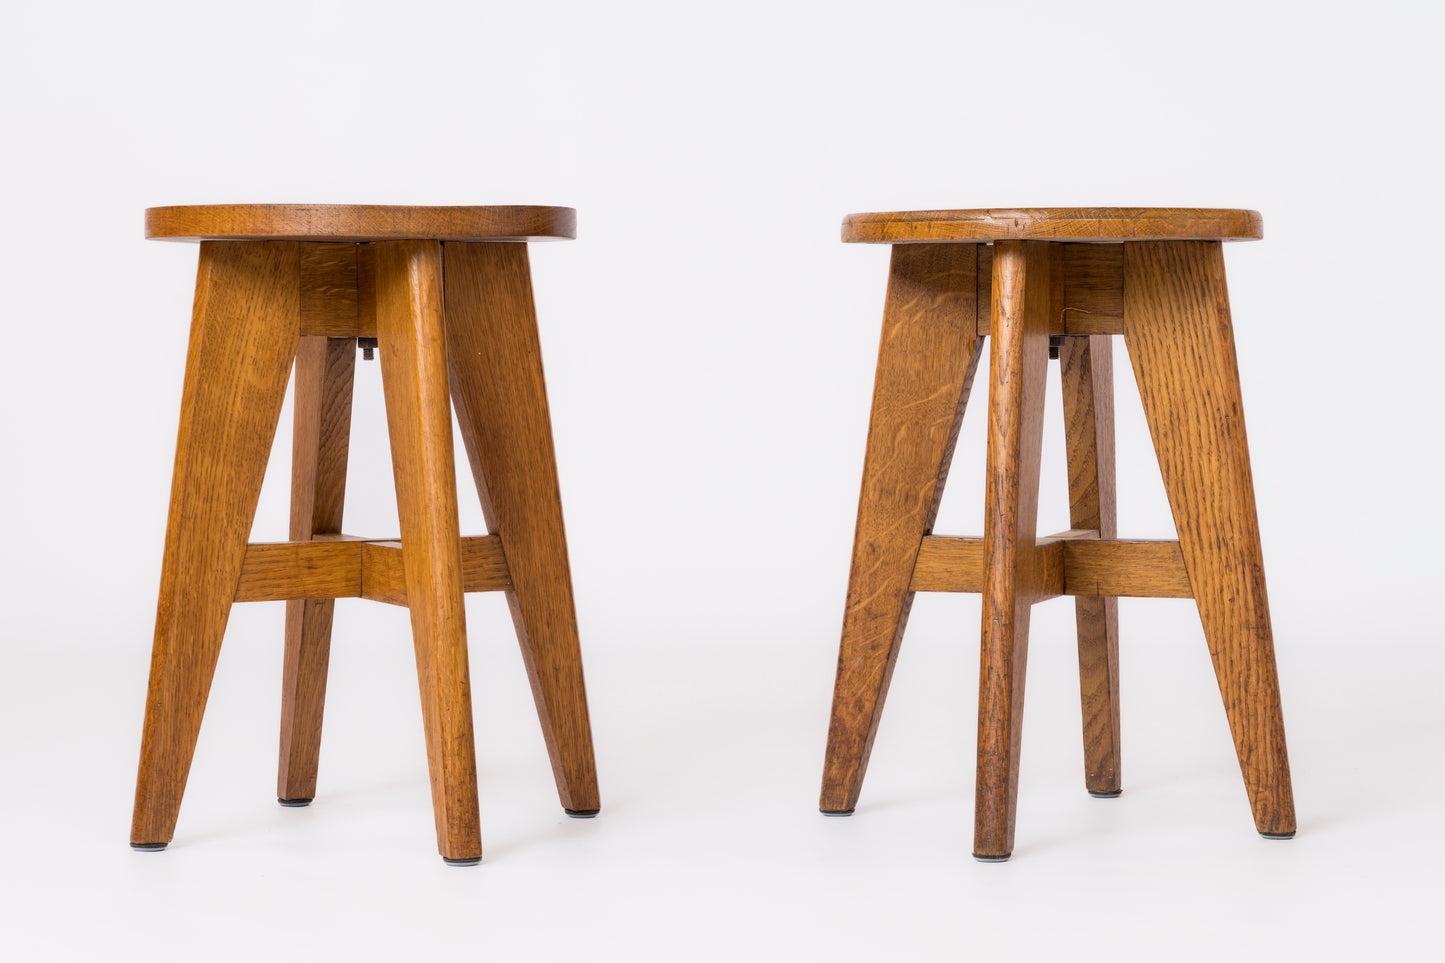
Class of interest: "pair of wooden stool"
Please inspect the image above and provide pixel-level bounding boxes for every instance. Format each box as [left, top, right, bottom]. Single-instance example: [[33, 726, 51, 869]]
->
[[130, 205, 1294, 865]]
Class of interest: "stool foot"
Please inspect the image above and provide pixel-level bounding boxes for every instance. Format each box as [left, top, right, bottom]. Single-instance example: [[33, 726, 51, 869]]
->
[[1122, 241, 1296, 839], [445, 242, 601, 817], [1260, 831, 1295, 841], [974, 241, 1053, 861], [1059, 335, 1123, 798], [377, 240, 482, 864], [130, 842, 168, 852], [820, 244, 985, 815], [819, 809, 855, 817], [1087, 789, 1123, 799], [277, 797, 313, 808], [973, 852, 1011, 863], [131, 240, 302, 850], [564, 808, 599, 819], [278, 333, 357, 806], [442, 856, 482, 867]]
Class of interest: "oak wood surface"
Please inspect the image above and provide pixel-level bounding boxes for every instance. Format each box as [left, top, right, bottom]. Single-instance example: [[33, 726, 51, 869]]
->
[[844, 208, 1262, 244], [299, 244, 374, 338], [131, 241, 301, 847], [1122, 240, 1295, 837], [375, 239, 481, 862], [974, 240, 1053, 860], [1060, 334, 1123, 795], [909, 536, 1190, 598], [444, 242, 600, 815], [976, 244, 1125, 336], [233, 534, 512, 604], [277, 335, 356, 803], [147, 204, 576, 242], [234, 540, 364, 602], [360, 537, 513, 605], [819, 243, 985, 814]]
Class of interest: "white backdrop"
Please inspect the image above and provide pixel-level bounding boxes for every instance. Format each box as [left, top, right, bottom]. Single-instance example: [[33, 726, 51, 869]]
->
[[2, 1, 1441, 959]]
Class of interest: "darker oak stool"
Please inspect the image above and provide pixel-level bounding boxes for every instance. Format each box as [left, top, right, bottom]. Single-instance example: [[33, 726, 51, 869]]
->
[[819, 208, 1295, 860], [131, 204, 599, 864]]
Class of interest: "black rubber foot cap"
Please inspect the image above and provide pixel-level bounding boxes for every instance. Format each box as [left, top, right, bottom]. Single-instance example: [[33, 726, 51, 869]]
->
[[277, 797, 313, 808], [1088, 789, 1123, 798], [442, 856, 481, 866], [1260, 831, 1296, 840], [130, 842, 167, 852], [973, 853, 1011, 863], [564, 808, 600, 819], [819, 809, 855, 817]]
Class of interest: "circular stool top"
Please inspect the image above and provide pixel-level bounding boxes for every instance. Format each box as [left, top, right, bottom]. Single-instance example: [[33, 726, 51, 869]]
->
[[145, 204, 576, 242], [841, 208, 1262, 244]]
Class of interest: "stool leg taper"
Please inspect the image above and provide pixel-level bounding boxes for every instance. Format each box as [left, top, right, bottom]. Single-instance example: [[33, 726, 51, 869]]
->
[[132, 241, 301, 848], [277, 335, 356, 806], [443, 241, 601, 816], [820, 244, 984, 814], [1059, 334, 1123, 797], [1122, 240, 1296, 838], [375, 240, 482, 863], [974, 241, 1052, 860]]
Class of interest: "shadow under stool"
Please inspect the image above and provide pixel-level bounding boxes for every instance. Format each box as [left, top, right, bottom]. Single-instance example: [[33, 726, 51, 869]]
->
[[130, 204, 600, 864], [818, 208, 1295, 860]]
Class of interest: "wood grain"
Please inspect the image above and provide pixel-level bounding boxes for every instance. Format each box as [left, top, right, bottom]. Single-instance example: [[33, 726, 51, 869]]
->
[[299, 244, 362, 337], [147, 204, 576, 242], [232, 536, 511, 604], [375, 239, 481, 862], [910, 536, 1190, 598], [131, 241, 300, 848], [444, 242, 600, 815], [976, 244, 1124, 335], [1062, 538, 1191, 599], [844, 208, 1263, 244], [234, 540, 363, 602], [1060, 334, 1123, 795], [277, 335, 356, 804], [361, 537, 512, 605], [358, 540, 408, 607], [819, 243, 985, 814], [1122, 240, 1295, 837], [974, 240, 1052, 860]]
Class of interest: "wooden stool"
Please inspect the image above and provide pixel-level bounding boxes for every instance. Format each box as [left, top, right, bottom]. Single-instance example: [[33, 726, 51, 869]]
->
[[130, 205, 599, 864], [819, 208, 1295, 860]]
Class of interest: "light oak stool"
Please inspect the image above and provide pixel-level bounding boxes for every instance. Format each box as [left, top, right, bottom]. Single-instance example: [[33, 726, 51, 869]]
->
[[819, 208, 1295, 860], [130, 205, 599, 864]]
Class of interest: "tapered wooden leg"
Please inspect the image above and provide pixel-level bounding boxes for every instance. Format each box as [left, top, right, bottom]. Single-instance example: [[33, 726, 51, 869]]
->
[[375, 240, 481, 863], [131, 241, 301, 849], [820, 244, 984, 814], [442, 242, 600, 816], [974, 240, 1052, 860], [1059, 335, 1122, 796], [277, 335, 356, 805], [1122, 240, 1295, 838]]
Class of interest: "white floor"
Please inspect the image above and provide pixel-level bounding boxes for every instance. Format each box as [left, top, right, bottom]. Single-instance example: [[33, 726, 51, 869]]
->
[[3, 592, 1439, 961]]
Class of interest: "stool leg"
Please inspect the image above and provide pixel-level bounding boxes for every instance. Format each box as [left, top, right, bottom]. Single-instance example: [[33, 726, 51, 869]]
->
[[277, 336, 356, 805], [1059, 335, 1122, 797], [974, 240, 1052, 860], [131, 241, 301, 849], [820, 244, 984, 814], [442, 242, 600, 816], [375, 240, 482, 863], [1121, 240, 1295, 838]]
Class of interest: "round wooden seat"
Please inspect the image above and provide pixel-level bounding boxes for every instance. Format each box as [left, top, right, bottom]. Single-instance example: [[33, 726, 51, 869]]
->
[[145, 204, 576, 242], [841, 207, 1262, 244]]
